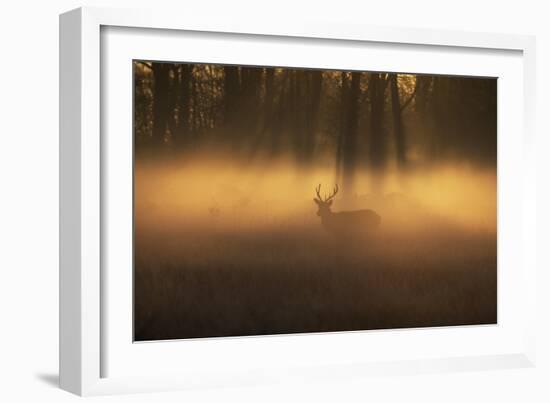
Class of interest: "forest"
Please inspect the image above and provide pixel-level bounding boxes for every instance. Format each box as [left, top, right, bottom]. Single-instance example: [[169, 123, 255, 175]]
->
[[133, 61, 497, 341], [134, 61, 496, 187]]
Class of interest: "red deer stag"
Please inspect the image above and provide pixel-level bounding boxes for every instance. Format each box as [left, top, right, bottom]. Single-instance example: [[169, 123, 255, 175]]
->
[[313, 184, 381, 236]]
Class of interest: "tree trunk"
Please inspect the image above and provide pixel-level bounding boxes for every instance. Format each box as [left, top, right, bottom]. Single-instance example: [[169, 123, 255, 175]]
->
[[342, 72, 361, 192], [263, 68, 275, 133], [223, 66, 241, 131], [174, 64, 192, 147], [390, 74, 407, 168], [335, 72, 348, 181], [368, 73, 387, 170], [152, 63, 170, 145], [301, 70, 322, 163], [166, 64, 179, 144], [270, 71, 288, 155]]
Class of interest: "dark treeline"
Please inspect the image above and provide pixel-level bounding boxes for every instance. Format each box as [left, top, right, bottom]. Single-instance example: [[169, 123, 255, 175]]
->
[[134, 61, 496, 178]]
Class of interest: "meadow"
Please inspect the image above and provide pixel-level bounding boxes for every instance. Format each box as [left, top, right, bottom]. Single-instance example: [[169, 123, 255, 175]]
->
[[133, 157, 497, 341]]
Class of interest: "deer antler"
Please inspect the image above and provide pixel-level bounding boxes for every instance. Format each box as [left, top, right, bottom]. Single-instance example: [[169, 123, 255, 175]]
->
[[325, 184, 339, 202], [315, 184, 339, 202], [315, 184, 323, 201]]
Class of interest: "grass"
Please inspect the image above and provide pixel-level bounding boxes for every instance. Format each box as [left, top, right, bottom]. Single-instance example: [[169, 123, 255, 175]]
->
[[134, 221, 496, 341]]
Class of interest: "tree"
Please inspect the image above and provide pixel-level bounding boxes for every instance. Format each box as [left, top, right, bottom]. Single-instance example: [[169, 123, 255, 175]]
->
[[390, 74, 417, 169], [341, 71, 361, 191], [133, 62, 153, 145], [240, 66, 263, 138], [223, 65, 240, 131], [335, 71, 349, 181], [368, 73, 388, 171], [301, 70, 323, 163], [262, 67, 275, 134], [151, 63, 171, 145], [269, 70, 289, 155], [173, 64, 192, 146]]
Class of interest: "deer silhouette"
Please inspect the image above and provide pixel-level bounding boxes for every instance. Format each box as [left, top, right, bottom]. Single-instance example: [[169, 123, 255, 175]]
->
[[313, 184, 381, 235]]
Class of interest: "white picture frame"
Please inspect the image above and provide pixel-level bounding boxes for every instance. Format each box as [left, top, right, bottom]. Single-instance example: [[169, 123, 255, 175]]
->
[[59, 6, 537, 396]]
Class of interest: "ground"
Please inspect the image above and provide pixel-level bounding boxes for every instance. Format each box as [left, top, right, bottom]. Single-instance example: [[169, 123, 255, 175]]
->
[[134, 219, 496, 341]]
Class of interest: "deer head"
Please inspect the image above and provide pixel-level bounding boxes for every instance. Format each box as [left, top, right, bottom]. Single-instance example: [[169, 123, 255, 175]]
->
[[313, 184, 339, 217]]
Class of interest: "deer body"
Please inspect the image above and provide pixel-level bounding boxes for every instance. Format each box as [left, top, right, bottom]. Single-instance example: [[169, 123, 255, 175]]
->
[[319, 208, 381, 235], [314, 184, 381, 236]]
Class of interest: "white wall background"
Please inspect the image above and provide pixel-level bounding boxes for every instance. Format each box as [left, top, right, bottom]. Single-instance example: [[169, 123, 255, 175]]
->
[[0, 0, 548, 401]]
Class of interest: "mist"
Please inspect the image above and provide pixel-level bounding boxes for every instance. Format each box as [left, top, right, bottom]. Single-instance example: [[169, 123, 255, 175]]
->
[[134, 153, 496, 341], [136, 153, 495, 232]]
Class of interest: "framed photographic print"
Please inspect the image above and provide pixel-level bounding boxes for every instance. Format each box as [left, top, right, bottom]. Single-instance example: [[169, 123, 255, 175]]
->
[[132, 61, 499, 342], [60, 6, 537, 396]]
